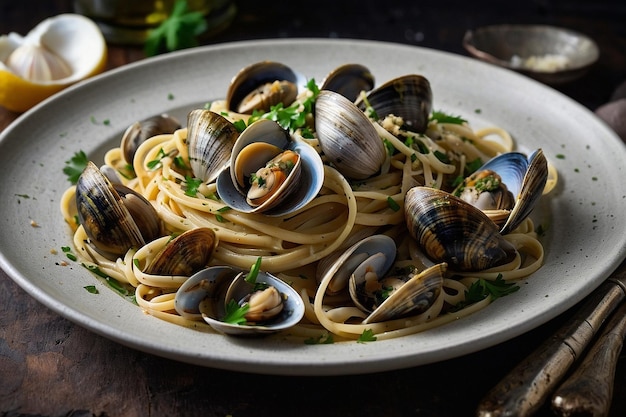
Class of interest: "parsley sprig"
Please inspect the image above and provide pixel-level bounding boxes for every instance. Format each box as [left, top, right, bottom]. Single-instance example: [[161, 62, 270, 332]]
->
[[63, 150, 89, 184], [454, 274, 519, 310], [223, 299, 250, 325], [430, 110, 467, 125], [247, 79, 320, 132], [222, 257, 264, 325], [357, 329, 377, 343], [144, 0, 208, 56]]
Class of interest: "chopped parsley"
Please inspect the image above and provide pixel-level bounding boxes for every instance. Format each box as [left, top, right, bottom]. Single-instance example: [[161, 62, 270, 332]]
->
[[232, 119, 247, 133], [245, 257, 262, 285], [248, 78, 320, 132], [90, 116, 111, 125], [61, 246, 77, 261], [173, 156, 189, 170], [433, 150, 450, 164], [146, 148, 170, 170], [82, 263, 132, 297], [183, 176, 203, 196], [63, 150, 89, 184], [430, 110, 467, 125], [387, 196, 401, 212], [223, 299, 250, 325], [454, 274, 519, 310], [465, 158, 484, 176], [84, 285, 99, 294], [357, 329, 377, 343]]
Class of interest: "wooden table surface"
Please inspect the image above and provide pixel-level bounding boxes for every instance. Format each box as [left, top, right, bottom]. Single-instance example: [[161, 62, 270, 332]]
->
[[1, 1, 625, 416]]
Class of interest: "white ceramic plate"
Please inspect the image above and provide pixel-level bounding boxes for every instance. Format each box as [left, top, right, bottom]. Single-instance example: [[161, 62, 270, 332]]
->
[[1, 39, 625, 375]]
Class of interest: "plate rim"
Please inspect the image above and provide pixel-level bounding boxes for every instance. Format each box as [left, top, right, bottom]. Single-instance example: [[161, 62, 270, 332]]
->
[[1, 37, 625, 375]]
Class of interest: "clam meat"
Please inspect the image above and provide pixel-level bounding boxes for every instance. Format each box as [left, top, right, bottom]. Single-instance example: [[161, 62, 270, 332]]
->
[[174, 265, 305, 336], [452, 149, 548, 234], [216, 118, 324, 216], [225, 61, 305, 114], [319, 234, 445, 323]]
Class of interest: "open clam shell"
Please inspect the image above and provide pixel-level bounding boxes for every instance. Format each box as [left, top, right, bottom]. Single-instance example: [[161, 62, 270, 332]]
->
[[405, 186, 516, 272], [355, 74, 433, 133], [216, 118, 324, 216], [454, 149, 548, 234], [319, 234, 397, 296], [120, 114, 181, 165], [225, 61, 307, 114], [350, 262, 446, 324], [320, 63, 375, 102], [174, 266, 305, 337]]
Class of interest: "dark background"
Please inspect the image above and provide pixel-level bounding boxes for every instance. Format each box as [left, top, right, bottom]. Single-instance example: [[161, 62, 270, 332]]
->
[[1, 0, 625, 109]]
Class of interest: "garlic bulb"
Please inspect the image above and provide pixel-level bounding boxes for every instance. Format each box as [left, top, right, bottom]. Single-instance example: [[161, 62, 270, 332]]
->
[[7, 43, 72, 82], [0, 13, 107, 112]]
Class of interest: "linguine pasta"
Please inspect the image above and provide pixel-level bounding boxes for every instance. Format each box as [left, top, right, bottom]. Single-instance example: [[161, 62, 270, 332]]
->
[[60, 82, 555, 342]]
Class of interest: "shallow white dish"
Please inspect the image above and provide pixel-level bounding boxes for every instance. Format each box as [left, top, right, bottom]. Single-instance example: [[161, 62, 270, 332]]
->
[[1, 39, 625, 376]]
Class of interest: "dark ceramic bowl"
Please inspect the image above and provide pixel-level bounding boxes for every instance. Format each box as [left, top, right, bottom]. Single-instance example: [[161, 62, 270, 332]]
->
[[463, 24, 599, 85]]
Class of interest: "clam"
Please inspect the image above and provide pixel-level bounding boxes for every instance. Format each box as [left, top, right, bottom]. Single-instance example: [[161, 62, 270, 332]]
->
[[350, 261, 446, 324], [216, 118, 324, 215], [404, 186, 516, 272], [319, 234, 445, 323], [320, 63, 375, 102], [355, 74, 433, 133], [321, 234, 396, 296], [452, 149, 548, 234], [120, 114, 181, 165], [143, 228, 217, 276], [174, 265, 305, 336], [315, 90, 386, 180], [186, 109, 240, 184], [225, 61, 306, 114], [75, 161, 162, 259]]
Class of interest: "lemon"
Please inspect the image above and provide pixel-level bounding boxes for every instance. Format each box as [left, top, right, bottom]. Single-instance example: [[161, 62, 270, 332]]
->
[[0, 14, 107, 112]]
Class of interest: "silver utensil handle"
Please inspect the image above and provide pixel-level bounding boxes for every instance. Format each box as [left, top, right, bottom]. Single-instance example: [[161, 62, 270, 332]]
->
[[476, 261, 626, 417], [551, 302, 626, 417]]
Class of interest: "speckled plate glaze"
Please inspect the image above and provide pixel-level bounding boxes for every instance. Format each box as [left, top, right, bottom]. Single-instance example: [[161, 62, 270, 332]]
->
[[1, 39, 625, 375]]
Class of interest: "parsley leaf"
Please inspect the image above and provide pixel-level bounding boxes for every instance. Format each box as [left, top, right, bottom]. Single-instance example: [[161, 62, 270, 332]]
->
[[454, 274, 519, 310], [63, 150, 89, 184], [223, 299, 249, 325], [357, 329, 377, 343], [387, 196, 401, 212], [249, 79, 320, 132], [147, 148, 169, 170], [183, 176, 203, 196], [144, 0, 208, 56], [84, 285, 99, 294], [245, 257, 262, 284], [430, 110, 467, 125]]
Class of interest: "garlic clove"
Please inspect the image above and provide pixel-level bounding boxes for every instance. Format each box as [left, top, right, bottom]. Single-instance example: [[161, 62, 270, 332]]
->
[[7, 43, 72, 82]]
